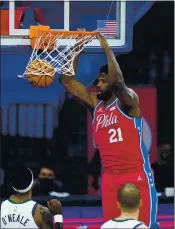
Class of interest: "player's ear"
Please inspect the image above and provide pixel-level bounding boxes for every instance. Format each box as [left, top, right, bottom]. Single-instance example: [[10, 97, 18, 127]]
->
[[117, 202, 121, 209]]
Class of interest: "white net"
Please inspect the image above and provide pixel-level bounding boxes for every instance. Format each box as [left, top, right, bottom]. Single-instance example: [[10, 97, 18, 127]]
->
[[18, 31, 95, 78]]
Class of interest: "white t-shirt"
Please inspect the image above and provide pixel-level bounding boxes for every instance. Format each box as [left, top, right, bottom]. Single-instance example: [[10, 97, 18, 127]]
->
[[101, 218, 146, 229], [1, 199, 38, 228]]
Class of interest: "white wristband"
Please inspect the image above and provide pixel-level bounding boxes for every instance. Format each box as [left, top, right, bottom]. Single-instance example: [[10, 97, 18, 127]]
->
[[54, 214, 63, 223]]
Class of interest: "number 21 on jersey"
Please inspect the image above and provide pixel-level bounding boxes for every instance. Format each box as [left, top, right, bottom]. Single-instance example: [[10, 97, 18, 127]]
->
[[108, 128, 123, 143]]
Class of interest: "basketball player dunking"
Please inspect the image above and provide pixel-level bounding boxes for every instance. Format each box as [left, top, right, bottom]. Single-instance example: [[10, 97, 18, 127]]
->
[[101, 183, 148, 229], [1, 165, 63, 229], [59, 32, 159, 228]]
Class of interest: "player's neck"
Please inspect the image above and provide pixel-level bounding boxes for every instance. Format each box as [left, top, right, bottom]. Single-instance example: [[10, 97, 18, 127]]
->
[[10, 192, 32, 203], [115, 210, 139, 221], [103, 95, 116, 107]]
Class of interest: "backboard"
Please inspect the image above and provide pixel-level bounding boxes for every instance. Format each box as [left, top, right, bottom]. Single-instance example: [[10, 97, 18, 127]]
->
[[1, 0, 133, 53]]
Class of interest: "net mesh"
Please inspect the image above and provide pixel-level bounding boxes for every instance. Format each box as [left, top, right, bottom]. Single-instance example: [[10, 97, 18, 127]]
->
[[18, 31, 95, 78]]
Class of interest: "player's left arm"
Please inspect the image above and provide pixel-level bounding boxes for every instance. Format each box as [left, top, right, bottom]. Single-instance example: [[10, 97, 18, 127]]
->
[[96, 32, 139, 108], [34, 200, 63, 229], [39, 206, 63, 229]]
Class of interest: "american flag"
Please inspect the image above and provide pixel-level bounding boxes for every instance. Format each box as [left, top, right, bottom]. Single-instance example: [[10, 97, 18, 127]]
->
[[97, 20, 117, 37]]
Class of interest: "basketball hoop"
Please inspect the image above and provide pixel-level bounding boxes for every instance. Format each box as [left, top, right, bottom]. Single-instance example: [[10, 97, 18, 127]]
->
[[18, 26, 96, 78]]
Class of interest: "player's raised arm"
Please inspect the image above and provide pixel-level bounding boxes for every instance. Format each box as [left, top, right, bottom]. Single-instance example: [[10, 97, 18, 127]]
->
[[96, 32, 139, 108], [59, 74, 97, 108], [59, 34, 98, 108]]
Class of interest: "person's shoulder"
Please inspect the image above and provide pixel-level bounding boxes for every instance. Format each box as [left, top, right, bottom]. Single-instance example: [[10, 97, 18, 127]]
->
[[100, 220, 114, 228], [1, 199, 8, 203], [127, 87, 139, 101], [34, 178, 40, 185], [135, 222, 149, 229], [54, 179, 63, 188], [0, 199, 8, 208]]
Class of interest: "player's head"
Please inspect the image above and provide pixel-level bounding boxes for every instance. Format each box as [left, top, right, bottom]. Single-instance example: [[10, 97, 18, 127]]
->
[[94, 64, 113, 101], [117, 183, 142, 213], [10, 165, 34, 195]]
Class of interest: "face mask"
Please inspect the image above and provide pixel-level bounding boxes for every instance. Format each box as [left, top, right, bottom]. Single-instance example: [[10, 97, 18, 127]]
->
[[39, 178, 55, 194], [161, 151, 170, 160]]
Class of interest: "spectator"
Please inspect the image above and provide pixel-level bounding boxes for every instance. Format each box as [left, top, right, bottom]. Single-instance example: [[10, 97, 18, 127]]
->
[[32, 164, 64, 196], [157, 143, 173, 165], [0, 167, 5, 186], [152, 141, 174, 192]]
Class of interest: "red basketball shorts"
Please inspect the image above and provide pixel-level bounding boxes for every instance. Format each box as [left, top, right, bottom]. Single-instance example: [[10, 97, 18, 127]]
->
[[101, 168, 158, 227]]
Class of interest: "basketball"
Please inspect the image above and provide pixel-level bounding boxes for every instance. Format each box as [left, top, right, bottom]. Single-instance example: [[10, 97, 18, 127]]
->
[[25, 59, 55, 88]]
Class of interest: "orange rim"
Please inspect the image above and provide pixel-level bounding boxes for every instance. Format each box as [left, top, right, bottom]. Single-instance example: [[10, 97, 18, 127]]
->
[[29, 25, 96, 38], [29, 25, 96, 49]]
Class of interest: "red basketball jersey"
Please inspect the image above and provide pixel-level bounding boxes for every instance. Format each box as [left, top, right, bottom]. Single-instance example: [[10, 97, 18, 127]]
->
[[92, 98, 149, 173]]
